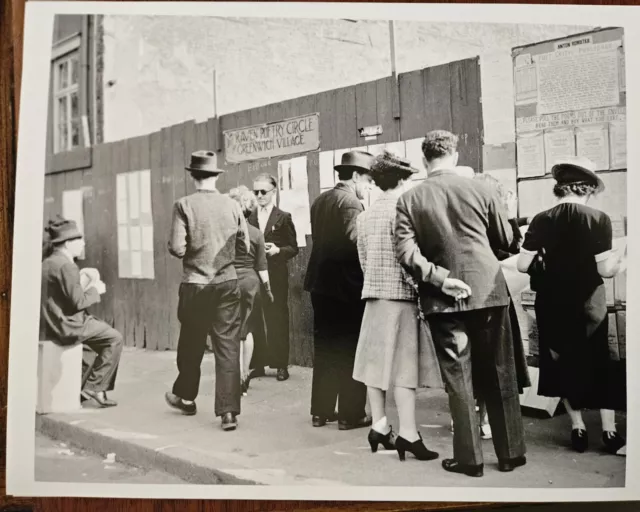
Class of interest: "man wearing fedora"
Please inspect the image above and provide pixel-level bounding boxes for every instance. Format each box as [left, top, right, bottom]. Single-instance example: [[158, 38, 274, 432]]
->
[[41, 217, 123, 407], [395, 130, 526, 477], [165, 150, 250, 432], [304, 150, 375, 430]]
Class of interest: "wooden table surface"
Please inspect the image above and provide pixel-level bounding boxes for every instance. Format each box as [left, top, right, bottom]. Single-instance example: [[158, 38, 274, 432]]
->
[[0, 0, 633, 509]]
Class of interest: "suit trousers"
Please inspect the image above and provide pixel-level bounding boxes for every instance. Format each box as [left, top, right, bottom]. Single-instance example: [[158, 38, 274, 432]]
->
[[262, 266, 290, 369], [428, 306, 526, 466], [80, 317, 123, 393], [172, 280, 242, 417], [310, 293, 367, 422]]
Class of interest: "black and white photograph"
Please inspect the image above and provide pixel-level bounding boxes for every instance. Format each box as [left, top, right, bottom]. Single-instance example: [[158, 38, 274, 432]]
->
[[6, 1, 640, 501]]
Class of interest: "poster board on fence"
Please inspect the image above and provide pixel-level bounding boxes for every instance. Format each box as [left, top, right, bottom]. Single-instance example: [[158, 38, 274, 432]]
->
[[512, 28, 627, 197]]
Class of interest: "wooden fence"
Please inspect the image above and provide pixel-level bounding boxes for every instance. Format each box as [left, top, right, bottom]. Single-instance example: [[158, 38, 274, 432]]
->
[[43, 57, 483, 367]]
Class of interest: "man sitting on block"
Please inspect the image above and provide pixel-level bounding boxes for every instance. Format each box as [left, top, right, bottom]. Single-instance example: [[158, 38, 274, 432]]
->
[[41, 217, 123, 407]]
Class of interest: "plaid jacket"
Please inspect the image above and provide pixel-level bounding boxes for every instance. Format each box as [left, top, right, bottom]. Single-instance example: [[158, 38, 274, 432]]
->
[[357, 192, 418, 302]]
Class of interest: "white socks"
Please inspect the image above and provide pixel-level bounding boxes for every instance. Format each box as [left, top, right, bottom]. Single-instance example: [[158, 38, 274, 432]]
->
[[372, 416, 390, 435], [601, 409, 617, 433]]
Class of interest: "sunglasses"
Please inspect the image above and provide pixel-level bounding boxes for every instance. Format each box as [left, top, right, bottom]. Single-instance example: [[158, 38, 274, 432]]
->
[[254, 188, 275, 196]]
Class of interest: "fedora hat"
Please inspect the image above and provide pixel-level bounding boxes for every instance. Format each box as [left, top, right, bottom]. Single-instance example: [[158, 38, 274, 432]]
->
[[334, 150, 376, 174], [551, 156, 604, 193], [46, 217, 82, 245], [185, 150, 225, 174], [372, 149, 420, 176]]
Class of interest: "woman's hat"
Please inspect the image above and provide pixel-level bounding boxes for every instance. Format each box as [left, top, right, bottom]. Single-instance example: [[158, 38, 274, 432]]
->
[[372, 150, 420, 176], [46, 217, 83, 244], [334, 150, 376, 174], [551, 156, 604, 193], [185, 150, 225, 174]]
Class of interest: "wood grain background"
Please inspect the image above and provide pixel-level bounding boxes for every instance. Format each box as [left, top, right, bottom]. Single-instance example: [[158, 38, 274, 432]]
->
[[0, 0, 635, 510]]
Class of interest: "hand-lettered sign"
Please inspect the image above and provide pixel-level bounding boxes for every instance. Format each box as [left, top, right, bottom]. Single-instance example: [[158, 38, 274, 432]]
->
[[224, 113, 320, 163]]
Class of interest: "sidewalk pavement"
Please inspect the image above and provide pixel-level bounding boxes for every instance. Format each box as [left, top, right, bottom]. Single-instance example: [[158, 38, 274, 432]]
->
[[36, 347, 626, 487]]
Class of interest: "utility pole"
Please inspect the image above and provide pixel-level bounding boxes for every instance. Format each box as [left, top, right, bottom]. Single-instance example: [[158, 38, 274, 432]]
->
[[389, 20, 402, 139], [212, 68, 218, 118]]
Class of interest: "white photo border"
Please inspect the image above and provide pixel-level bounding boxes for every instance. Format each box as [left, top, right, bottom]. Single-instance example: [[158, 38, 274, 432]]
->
[[7, 1, 640, 501]]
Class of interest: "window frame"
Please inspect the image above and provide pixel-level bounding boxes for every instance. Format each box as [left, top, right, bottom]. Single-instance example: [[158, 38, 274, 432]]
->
[[52, 35, 82, 154]]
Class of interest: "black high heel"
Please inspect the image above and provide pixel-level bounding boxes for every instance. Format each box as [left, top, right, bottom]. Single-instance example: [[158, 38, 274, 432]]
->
[[368, 427, 395, 453], [395, 433, 439, 461]]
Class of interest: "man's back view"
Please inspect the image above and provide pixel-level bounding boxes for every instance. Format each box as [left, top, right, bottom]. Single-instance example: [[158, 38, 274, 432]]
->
[[395, 131, 526, 477], [165, 150, 249, 432]]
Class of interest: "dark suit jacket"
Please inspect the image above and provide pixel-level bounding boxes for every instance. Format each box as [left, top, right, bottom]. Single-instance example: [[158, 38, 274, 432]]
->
[[248, 206, 298, 286], [40, 251, 101, 345], [304, 182, 364, 303], [395, 169, 514, 315]]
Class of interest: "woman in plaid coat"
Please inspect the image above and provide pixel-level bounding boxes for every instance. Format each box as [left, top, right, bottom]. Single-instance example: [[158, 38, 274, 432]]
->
[[353, 151, 443, 462]]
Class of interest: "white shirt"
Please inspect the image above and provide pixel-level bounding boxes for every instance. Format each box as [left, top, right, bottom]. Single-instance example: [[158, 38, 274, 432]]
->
[[258, 203, 275, 233]]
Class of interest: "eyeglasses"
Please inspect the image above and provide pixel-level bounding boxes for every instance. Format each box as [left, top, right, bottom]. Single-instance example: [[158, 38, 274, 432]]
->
[[253, 188, 275, 196]]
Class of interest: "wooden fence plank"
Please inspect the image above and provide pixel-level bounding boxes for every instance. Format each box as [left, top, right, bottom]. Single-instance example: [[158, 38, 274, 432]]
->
[[146, 130, 165, 351], [450, 58, 483, 171], [93, 142, 115, 326], [355, 80, 377, 147], [110, 139, 129, 341], [334, 87, 349, 150], [423, 62, 453, 134], [158, 127, 174, 351], [217, 113, 238, 191], [127, 135, 142, 348], [134, 134, 152, 349], [315, 90, 335, 151], [166, 122, 187, 350], [399, 69, 426, 141], [344, 86, 358, 149], [376, 76, 396, 145], [182, 120, 197, 197]]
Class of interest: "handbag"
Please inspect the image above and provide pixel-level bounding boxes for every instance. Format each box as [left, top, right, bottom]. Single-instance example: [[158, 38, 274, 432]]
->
[[527, 247, 546, 292]]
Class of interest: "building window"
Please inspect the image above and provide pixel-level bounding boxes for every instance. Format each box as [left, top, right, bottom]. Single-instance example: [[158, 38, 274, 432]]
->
[[53, 50, 81, 153]]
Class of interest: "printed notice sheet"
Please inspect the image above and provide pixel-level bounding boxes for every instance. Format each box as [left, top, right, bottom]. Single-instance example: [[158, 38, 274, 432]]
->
[[536, 41, 621, 114], [318, 151, 335, 189], [279, 156, 311, 247], [544, 127, 576, 174], [576, 124, 610, 171], [516, 131, 545, 178], [609, 121, 627, 169]]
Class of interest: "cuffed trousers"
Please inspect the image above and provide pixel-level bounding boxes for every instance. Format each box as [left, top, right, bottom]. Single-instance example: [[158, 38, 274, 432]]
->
[[172, 280, 242, 417]]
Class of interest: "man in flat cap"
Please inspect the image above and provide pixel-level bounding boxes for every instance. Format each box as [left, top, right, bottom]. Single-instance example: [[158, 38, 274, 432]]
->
[[304, 150, 375, 430], [165, 150, 250, 432]]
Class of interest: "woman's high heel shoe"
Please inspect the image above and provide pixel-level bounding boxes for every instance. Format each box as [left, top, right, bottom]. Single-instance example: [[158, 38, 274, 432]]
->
[[368, 427, 395, 453], [395, 433, 439, 461]]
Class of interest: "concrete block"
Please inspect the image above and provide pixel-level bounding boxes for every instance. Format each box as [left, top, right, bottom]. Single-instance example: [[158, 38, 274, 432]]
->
[[37, 340, 82, 414]]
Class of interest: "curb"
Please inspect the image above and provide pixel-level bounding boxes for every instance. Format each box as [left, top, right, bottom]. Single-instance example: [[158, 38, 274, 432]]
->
[[36, 414, 260, 486]]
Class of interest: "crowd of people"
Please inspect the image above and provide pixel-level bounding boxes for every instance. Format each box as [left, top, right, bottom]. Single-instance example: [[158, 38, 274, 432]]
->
[[40, 129, 627, 476]]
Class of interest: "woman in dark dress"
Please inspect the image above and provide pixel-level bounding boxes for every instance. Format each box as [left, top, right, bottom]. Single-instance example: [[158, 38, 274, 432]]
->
[[517, 157, 626, 455], [229, 186, 274, 394]]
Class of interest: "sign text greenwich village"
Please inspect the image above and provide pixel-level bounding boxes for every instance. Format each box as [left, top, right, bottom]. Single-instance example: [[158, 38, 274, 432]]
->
[[224, 113, 320, 163]]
